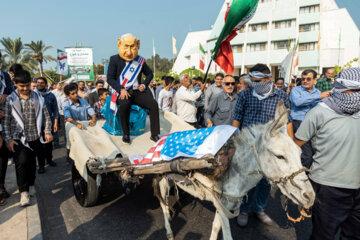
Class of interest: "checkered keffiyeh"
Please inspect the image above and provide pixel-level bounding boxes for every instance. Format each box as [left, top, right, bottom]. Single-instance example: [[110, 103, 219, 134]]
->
[[323, 68, 360, 117]]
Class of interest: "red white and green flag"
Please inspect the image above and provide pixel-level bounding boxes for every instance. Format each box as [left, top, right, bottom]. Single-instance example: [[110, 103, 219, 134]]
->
[[212, 0, 259, 74], [199, 43, 206, 71]]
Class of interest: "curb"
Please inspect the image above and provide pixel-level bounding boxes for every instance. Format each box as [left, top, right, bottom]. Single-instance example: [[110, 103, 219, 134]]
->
[[26, 191, 43, 240]]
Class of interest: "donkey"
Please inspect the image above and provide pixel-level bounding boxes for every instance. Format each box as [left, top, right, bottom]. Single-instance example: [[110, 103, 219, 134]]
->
[[153, 101, 315, 240]]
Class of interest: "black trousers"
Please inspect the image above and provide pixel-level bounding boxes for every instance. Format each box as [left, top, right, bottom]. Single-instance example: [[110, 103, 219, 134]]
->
[[196, 106, 204, 128], [310, 181, 360, 240], [293, 120, 314, 169], [0, 144, 8, 186], [117, 89, 159, 136], [53, 115, 65, 146], [37, 132, 51, 168], [13, 140, 42, 192]]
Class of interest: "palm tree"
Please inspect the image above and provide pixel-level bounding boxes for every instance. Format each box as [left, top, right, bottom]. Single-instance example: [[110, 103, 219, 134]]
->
[[25, 40, 56, 76], [0, 37, 38, 73]]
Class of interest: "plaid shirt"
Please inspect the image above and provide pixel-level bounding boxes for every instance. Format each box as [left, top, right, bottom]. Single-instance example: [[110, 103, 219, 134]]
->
[[93, 100, 104, 120], [315, 78, 333, 92], [233, 88, 291, 129], [3, 92, 52, 142]]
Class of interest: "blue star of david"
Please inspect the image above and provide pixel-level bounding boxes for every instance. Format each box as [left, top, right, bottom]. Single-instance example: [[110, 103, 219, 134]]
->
[[130, 67, 135, 73]]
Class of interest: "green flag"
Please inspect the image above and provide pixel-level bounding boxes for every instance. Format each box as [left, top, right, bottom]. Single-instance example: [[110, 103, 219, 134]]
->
[[212, 0, 259, 74]]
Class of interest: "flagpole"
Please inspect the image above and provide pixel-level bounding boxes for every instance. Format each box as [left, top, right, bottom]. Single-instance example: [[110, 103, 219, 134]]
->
[[153, 39, 156, 82], [338, 29, 341, 65], [203, 59, 213, 85]]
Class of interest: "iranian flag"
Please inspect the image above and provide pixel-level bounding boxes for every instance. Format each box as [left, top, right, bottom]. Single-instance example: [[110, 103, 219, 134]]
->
[[199, 43, 206, 70], [56, 49, 68, 76], [212, 0, 259, 75]]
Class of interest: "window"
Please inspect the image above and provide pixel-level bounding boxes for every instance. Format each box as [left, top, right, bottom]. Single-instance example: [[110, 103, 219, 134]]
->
[[232, 44, 243, 53], [239, 26, 246, 33], [247, 42, 267, 52], [272, 40, 291, 50], [273, 19, 295, 29], [299, 23, 319, 32], [249, 23, 268, 32], [299, 42, 316, 51], [300, 5, 320, 14]]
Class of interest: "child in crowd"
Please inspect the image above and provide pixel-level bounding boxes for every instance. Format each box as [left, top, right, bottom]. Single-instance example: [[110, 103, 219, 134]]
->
[[3, 70, 53, 206], [63, 83, 96, 130], [93, 88, 109, 120], [158, 76, 174, 112]]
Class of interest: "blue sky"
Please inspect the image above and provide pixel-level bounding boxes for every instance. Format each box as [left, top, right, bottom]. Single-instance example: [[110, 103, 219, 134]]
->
[[0, 0, 359, 69]]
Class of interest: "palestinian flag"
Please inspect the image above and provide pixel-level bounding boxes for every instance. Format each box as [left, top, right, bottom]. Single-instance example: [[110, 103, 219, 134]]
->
[[212, 0, 259, 74], [199, 44, 206, 70]]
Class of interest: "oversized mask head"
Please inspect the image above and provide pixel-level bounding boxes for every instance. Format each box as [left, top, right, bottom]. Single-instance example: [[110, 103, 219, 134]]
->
[[118, 34, 140, 62]]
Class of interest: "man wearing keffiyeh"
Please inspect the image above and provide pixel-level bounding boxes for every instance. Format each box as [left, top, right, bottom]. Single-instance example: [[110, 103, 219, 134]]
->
[[232, 63, 292, 227], [295, 67, 360, 239]]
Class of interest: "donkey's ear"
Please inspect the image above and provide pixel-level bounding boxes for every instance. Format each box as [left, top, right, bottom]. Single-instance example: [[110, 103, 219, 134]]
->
[[274, 100, 287, 119], [269, 100, 289, 136]]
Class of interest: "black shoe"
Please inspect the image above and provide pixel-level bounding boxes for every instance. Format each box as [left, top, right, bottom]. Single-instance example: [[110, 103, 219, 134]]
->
[[150, 135, 160, 142], [48, 161, 57, 167], [3, 190, 10, 198], [122, 135, 131, 144], [38, 167, 45, 174], [0, 187, 10, 199]]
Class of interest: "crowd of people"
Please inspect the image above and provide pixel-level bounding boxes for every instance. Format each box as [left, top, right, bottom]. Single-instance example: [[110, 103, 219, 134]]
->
[[0, 46, 359, 239]]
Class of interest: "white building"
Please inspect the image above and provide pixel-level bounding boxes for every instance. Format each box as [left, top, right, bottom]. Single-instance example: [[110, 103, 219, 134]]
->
[[172, 0, 360, 79]]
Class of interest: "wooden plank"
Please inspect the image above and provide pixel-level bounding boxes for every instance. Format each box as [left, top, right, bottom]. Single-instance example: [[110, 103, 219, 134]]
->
[[88, 158, 216, 175]]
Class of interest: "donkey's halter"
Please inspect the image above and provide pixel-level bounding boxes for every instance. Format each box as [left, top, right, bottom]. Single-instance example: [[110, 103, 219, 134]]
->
[[249, 133, 312, 223], [247, 127, 311, 187]]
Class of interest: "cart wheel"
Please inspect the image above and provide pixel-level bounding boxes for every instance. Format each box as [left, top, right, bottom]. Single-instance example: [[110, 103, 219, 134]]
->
[[72, 164, 99, 207]]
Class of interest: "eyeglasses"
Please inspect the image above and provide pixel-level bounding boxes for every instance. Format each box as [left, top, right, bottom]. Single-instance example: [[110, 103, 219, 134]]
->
[[224, 82, 235, 86], [301, 77, 313, 82]]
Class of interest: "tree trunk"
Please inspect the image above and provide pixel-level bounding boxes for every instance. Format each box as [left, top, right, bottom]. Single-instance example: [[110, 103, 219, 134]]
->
[[39, 61, 43, 77]]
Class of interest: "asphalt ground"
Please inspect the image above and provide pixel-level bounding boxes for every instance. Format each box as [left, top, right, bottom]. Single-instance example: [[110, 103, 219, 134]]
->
[[36, 140, 312, 240]]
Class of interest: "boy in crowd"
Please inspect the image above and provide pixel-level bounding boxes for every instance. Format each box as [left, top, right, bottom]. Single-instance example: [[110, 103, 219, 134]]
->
[[0, 51, 15, 205], [232, 63, 292, 227], [63, 83, 96, 129], [158, 76, 174, 112], [36, 77, 59, 173], [93, 88, 109, 120], [3, 70, 53, 206]]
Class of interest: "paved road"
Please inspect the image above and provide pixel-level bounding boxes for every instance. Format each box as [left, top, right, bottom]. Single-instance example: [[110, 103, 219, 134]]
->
[[36, 140, 312, 240]]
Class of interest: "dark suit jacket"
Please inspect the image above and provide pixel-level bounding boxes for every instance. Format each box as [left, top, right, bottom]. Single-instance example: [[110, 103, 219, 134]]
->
[[88, 91, 99, 107], [107, 54, 153, 94]]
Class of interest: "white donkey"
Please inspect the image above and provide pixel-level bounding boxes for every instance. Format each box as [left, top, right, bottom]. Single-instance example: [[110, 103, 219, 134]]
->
[[153, 101, 315, 240]]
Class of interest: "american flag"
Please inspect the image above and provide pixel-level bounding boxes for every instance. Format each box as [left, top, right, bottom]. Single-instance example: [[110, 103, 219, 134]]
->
[[129, 125, 239, 165]]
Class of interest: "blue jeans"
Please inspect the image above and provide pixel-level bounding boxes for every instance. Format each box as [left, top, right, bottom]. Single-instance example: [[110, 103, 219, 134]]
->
[[240, 178, 271, 214]]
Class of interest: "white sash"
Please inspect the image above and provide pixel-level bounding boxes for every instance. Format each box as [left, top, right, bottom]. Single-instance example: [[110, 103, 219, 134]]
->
[[9, 90, 46, 149], [118, 55, 145, 90], [0, 70, 6, 95]]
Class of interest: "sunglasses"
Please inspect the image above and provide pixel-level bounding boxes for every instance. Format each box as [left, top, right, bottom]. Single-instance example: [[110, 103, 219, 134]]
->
[[301, 77, 313, 82], [224, 82, 235, 86]]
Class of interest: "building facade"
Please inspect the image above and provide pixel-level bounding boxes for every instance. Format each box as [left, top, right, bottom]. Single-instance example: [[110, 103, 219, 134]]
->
[[172, 0, 360, 79]]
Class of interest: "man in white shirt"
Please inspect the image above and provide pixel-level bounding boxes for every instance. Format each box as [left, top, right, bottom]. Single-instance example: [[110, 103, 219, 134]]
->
[[158, 76, 173, 112], [173, 73, 205, 128], [51, 82, 66, 147]]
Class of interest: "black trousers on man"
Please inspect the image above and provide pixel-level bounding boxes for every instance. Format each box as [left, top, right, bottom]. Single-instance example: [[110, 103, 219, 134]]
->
[[13, 139, 43, 192], [117, 89, 159, 136], [310, 180, 360, 240], [0, 144, 8, 189], [293, 120, 314, 169]]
